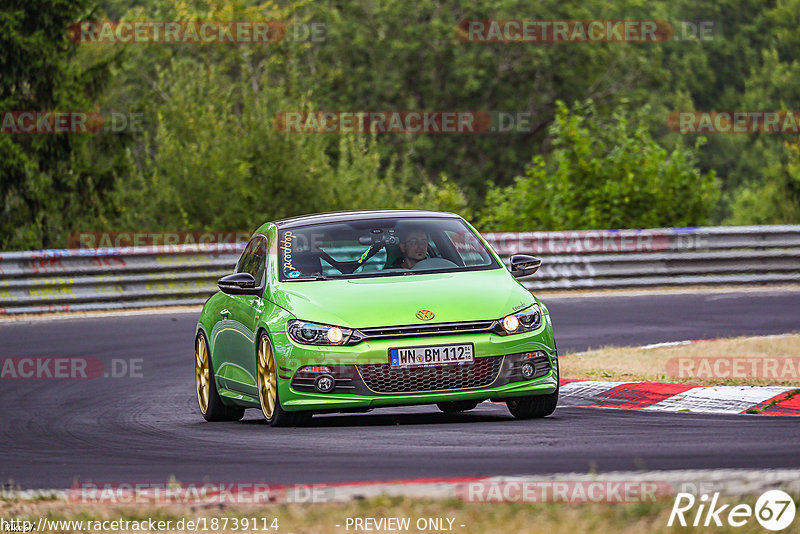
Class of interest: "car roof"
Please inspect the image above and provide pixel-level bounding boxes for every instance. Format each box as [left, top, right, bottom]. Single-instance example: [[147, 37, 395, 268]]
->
[[273, 209, 461, 229]]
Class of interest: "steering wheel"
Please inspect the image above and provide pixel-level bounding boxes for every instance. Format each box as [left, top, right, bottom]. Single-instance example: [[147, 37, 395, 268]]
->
[[410, 258, 458, 271]]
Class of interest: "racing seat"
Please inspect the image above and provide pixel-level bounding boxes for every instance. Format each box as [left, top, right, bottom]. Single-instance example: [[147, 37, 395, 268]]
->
[[290, 251, 323, 276]]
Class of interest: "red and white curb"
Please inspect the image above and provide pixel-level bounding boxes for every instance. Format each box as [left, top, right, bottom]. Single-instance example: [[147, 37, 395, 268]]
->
[[559, 379, 800, 415]]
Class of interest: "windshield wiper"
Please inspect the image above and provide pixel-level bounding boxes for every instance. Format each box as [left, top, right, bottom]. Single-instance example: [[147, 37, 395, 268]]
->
[[288, 275, 333, 281]]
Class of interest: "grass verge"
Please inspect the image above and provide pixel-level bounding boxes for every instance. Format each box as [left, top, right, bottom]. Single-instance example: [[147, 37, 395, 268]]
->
[[560, 333, 800, 386]]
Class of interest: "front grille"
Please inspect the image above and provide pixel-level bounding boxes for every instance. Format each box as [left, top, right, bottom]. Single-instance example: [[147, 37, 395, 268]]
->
[[355, 320, 495, 341], [357, 356, 503, 394]]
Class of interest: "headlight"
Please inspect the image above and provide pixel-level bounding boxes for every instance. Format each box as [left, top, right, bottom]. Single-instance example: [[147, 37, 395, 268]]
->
[[287, 320, 355, 346], [502, 315, 519, 332], [493, 304, 542, 335]]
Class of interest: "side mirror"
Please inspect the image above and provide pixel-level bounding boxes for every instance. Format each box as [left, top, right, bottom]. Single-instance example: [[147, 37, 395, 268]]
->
[[217, 272, 260, 295], [509, 254, 542, 278]]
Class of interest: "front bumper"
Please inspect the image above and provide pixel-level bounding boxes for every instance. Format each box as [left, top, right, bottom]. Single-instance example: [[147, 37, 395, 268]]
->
[[271, 318, 558, 411]]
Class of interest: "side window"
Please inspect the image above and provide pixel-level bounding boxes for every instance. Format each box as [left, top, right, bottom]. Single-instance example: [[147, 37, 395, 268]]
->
[[251, 237, 267, 284], [235, 240, 257, 275], [236, 236, 267, 285]]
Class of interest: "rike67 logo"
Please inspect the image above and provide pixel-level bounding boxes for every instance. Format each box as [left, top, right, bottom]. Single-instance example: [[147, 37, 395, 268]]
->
[[669, 490, 796, 531]]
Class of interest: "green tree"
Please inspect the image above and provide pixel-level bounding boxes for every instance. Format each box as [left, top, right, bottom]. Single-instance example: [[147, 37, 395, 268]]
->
[[724, 43, 800, 223], [0, 0, 127, 250], [98, 0, 469, 235], [480, 100, 719, 231], [727, 139, 800, 224], [301, 0, 670, 203], [6, 0, 800, 252]]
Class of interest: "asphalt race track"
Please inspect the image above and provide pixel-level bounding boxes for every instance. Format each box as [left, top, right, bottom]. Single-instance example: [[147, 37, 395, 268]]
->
[[1, 289, 798, 489]]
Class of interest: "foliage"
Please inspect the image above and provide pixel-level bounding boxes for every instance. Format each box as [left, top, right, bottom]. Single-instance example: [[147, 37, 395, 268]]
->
[[480, 101, 719, 230], [2, 0, 800, 250], [727, 139, 800, 224], [301, 0, 669, 198], [0, 0, 127, 249]]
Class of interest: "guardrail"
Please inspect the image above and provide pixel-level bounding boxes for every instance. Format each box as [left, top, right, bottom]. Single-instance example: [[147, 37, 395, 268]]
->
[[483, 225, 800, 290], [1, 225, 798, 315]]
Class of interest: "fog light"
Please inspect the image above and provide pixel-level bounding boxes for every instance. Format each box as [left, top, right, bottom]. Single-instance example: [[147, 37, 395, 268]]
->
[[315, 374, 336, 393], [521, 361, 535, 379], [501, 315, 520, 333]]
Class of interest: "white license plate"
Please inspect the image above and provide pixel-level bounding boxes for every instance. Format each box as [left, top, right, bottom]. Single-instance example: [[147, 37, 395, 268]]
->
[[389, 344, 474, 367]]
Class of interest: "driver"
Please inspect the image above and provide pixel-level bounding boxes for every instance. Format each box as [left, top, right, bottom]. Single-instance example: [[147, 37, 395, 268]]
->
[[391, 226, 428, 269]]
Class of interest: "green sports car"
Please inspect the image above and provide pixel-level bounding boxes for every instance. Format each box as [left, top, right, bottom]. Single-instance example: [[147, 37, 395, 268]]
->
[[195, 210, 558, 426]]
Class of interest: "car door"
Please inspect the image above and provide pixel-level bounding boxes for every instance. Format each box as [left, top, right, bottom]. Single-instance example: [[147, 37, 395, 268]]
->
[[213, 235, 267, 396]]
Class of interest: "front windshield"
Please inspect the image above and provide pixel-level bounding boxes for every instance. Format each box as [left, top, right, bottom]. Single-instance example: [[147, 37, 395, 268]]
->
[[278, 217, 499, 281]]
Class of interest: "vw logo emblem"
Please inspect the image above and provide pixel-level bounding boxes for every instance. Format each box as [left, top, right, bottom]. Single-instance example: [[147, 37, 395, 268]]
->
[[416, 309, 435, 321]]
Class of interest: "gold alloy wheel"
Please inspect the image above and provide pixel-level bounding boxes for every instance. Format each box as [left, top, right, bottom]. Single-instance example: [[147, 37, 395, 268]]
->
[[195, 336, 210, 414], [257, 334, 278, 419]]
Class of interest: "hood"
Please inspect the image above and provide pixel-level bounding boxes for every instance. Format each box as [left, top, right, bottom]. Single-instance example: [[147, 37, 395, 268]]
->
[[271, 268, 534, 328]]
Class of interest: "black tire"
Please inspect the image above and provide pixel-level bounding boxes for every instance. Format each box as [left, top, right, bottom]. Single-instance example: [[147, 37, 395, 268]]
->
[[256, 332, 312, 427], [266, 390, 313, 427], [437, 400, 480, 413], [506, 384, 559, 419], [196, 332, 245, 422], [506, 348, 560, 419]]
